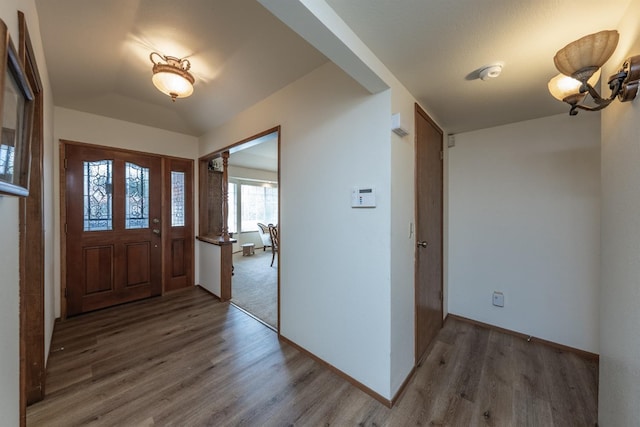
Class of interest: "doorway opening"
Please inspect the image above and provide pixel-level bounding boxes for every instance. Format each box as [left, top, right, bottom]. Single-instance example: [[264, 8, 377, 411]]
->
[[227, 130, 279, 330]]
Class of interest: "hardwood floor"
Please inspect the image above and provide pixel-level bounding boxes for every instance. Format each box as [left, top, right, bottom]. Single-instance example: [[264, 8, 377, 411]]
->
[[27, 287, 598, 426]]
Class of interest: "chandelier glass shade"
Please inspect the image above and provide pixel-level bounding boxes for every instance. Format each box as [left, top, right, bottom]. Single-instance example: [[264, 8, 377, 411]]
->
[[150, 52, 195, 101], [548, 30, 640, 115], [548, 69, 601, 103], [553, 30, 619, 82]]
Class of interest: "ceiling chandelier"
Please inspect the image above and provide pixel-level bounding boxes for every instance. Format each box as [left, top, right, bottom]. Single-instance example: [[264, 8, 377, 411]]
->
[[547, 30, 640, 115], [150, 52, 195, 101]]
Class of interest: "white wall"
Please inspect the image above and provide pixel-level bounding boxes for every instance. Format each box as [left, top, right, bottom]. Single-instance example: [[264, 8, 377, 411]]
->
[[257, 0, 445, 397], [200, 61, 395, 398], [0, 1, 54, 423], [388, 89, 419, 395], [599, 0, 640, 423], [198, 242, 222, 295], [448, 113, 601, 353], [53, 107, 199, 316]]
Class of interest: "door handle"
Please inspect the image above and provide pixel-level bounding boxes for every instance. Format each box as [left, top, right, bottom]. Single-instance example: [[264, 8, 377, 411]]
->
[[417, 241, 428, 248], [152, 228, 161, 236]]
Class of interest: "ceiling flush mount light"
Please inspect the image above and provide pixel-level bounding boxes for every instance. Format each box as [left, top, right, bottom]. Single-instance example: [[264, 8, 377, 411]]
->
[[548, 30, 640, 115], [150, 52, 195, 101]]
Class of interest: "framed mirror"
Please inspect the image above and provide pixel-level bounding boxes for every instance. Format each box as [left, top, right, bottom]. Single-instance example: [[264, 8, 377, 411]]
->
[[0, 19, 34, 197]]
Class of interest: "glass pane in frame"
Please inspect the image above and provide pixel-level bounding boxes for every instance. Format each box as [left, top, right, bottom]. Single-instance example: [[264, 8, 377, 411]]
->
[[228, 182, 237, 234], [125, 162, 150, 229], [0, 21, 34, 197], [171, 171, 185, 227], [83, 160, 113, 231], [240, 183, 278, 232]]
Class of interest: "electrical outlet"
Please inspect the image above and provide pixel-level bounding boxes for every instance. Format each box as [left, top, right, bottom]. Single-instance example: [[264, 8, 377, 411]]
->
[[492, 291, 504, 307]]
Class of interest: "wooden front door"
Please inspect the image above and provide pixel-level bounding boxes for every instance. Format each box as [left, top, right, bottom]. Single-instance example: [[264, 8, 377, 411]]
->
[[65, 143, 162, 316], [163, 157, 194, 292], [415, 103, 444, 364]]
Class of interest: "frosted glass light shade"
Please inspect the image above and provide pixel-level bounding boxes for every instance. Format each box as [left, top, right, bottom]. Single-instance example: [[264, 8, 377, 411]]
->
[[150, 53, 195, 101], [553, 30, 619, 80], [152, 69, 194, 99], [548, 69, 601, 102]]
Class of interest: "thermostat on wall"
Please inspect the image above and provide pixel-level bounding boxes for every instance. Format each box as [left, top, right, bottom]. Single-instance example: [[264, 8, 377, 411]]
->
[[352, 187, 376, 208]]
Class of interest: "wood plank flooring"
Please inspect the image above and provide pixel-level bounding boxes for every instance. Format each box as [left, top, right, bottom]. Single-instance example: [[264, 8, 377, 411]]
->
[[27, 287, 598, 426]]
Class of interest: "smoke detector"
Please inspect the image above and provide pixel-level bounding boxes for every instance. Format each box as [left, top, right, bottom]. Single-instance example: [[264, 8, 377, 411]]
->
[[479, 64, 503, 81]]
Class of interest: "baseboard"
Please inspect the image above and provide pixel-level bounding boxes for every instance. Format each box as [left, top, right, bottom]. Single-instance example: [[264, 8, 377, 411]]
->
[[278, 335, 393, 408], [391, 365, 416, 406], [447, 314, 599, 361]]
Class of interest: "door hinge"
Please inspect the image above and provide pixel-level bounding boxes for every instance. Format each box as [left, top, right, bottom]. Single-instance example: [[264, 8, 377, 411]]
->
[[64, 288, 68, 298], [439, 291, 443, 301], [64, 223, 67, 233], [440, 150, 444, 160], [64, 158, 68, 169]]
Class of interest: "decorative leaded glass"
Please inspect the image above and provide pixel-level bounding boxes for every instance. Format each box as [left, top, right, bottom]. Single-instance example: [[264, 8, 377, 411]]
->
[[83, 160, 113, 231], [171, 171, 185, 227], [125, 162, 150, 229]]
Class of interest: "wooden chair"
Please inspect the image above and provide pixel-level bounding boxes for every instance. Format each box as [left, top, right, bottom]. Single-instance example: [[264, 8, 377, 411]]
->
[[268, 224, 278, 267]]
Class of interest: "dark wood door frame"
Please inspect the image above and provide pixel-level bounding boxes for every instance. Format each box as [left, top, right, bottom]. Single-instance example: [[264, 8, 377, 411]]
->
[[414, 103, 444, 364], [59, 140, 195, 318], [18, 10, 45, 425]]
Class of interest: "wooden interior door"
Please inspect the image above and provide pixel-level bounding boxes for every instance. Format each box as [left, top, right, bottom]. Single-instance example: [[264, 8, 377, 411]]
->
[[163, 157, 194, 292], [415, 103, 444, 364], [65, 143, 162, 315]]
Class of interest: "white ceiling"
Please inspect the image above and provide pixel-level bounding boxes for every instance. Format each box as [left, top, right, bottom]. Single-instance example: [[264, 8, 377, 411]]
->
[[36, 0, 634, 136], [35, 0, 328, 136], [228, 132, 278, 172], [325, 0, 634, 133]]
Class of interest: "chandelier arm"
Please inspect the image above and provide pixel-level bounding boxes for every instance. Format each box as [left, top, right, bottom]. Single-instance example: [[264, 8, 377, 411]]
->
[[569, 101, 610, 115], [149, 51, 165, 65], [582, 82, 617, 105], [574, 103, 608, 112]]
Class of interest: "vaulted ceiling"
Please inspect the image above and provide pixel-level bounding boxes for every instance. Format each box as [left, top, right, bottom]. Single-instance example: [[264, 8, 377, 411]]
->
[[35, 0, 327, 136], [36, 0, 634, 136]]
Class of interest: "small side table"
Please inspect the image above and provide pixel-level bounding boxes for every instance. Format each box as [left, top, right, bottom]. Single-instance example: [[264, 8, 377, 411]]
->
[[241, 243, 255, 256]]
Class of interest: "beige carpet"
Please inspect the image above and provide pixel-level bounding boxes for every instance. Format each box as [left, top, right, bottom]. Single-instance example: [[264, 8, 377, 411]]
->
[[231, 248, 277, 328]]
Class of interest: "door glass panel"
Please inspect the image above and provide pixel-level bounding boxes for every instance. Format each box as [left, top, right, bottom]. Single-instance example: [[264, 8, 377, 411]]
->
[[171, 171, 185, 227], [125, 162, 149, 229], [84, 160, 113, 231]]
